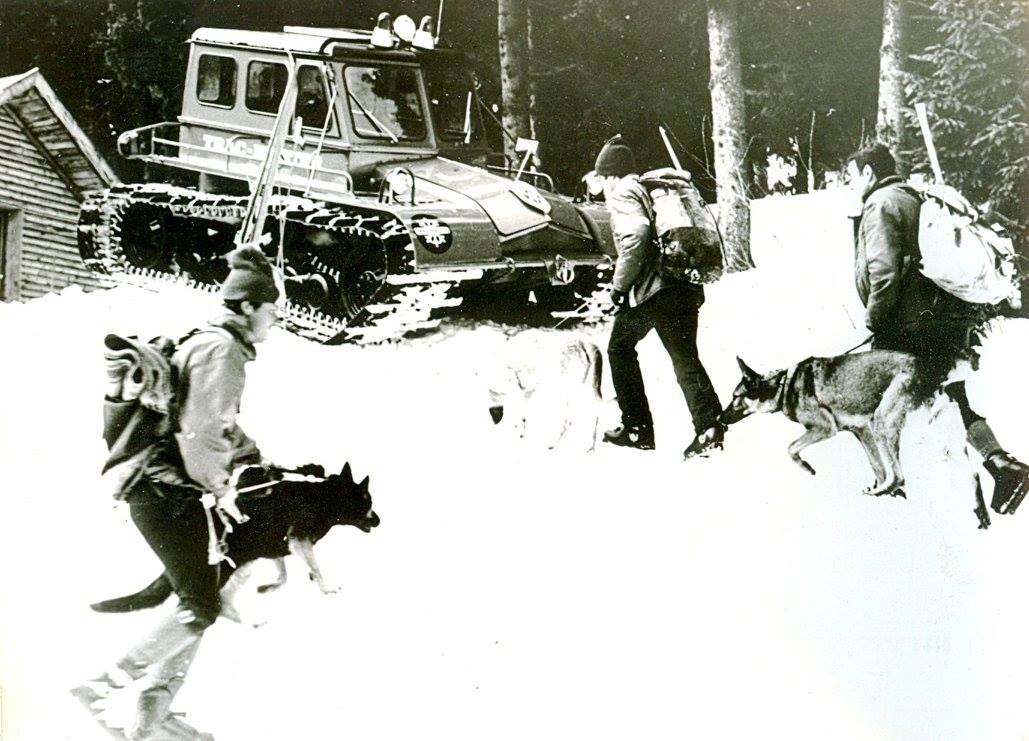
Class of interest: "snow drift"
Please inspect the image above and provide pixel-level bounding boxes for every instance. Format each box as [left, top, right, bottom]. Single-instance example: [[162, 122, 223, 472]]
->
[[0, 191, 1027, 740]]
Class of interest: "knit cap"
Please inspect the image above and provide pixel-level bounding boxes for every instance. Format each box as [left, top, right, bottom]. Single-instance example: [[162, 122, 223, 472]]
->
[[594, 135, 636, 178], [221, 246, 280, 304]]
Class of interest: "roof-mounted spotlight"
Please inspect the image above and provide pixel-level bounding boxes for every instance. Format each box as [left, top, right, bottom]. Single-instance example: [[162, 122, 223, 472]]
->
[[413, 16, 435, 50], [393, 14, 417, 43], [370, 12, 395, 48]]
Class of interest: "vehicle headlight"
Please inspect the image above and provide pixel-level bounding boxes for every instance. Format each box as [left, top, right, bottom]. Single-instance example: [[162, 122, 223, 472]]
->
[[584, 170, 604, 197], [387, 169, 414, 198]]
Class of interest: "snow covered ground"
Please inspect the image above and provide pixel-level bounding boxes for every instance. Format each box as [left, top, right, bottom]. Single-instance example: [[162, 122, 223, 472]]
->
[[1, 190, 1028, 740]]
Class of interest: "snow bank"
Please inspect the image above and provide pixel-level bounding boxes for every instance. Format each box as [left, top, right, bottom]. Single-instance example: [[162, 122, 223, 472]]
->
[[1, 205, 1028, 740]]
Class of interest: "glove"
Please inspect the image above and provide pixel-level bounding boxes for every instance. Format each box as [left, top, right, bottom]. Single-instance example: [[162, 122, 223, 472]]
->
[[610, 289, 629, 311], [213, 488, 249, 524]]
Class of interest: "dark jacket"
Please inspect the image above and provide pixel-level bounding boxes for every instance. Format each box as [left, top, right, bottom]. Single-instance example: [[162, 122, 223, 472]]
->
[[145, 312, 261, 496], [607, 175, 668, 306], [854, 176, 977, 335]]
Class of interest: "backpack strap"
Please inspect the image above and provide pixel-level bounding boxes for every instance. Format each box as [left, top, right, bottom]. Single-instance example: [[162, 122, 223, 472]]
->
[[216, 322, 256, 354], [177, 323, 254, 355]]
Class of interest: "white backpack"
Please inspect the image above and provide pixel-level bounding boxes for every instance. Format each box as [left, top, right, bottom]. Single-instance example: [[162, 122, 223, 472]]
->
[[915, 183, 1021, 308]]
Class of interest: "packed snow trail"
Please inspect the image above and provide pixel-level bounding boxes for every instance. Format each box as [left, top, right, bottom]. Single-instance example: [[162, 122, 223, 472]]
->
[[1, 191, 1027, 740]]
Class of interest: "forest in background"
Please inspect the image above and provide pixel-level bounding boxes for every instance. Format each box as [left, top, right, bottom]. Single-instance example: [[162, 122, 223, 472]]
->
[[0, 0, 1024, 234]]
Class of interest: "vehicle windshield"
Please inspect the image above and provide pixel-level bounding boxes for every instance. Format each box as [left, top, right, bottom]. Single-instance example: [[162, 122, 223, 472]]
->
[[423, 65, 483, 146], [342, 64, 427, 142]]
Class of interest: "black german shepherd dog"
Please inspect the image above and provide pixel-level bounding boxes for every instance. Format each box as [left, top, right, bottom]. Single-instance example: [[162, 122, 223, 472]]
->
[[91, 463, 380, 614]]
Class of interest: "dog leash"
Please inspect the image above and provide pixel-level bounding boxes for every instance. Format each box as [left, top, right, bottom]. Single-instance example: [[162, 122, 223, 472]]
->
[[234, 472, 327, 496], [201, 472, 331, 566], [200, 493, 237, 568]]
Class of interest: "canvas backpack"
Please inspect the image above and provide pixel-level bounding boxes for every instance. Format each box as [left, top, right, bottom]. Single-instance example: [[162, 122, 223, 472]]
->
[[913, 183, 1021, 308], [640, 168, 725, 284], [101, 334, 176, 499], [101, 327, 237, 499]]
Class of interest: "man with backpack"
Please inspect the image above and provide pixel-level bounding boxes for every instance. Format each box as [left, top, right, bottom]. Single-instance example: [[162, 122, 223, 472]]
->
[[848, 142, 1028, 514], [592, 135, 724, 458], [78, 246, 281, 739]]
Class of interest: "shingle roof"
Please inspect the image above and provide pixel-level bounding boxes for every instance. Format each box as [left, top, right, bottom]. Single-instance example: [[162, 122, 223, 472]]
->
[[0, 68, 118, 196]]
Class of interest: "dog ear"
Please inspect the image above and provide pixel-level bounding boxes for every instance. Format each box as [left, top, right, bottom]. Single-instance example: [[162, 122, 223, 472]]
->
[[737, 356, 759, 380], [359, 475, 370, 493], [341, 462, 354, 485]]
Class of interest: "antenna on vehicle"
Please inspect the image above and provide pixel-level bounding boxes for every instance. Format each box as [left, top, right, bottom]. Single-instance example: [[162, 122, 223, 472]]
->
[[435, 0, 445, 42]]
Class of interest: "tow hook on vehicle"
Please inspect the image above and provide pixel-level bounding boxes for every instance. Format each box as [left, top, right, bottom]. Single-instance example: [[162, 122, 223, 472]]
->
[[546, 255, 575, 285]]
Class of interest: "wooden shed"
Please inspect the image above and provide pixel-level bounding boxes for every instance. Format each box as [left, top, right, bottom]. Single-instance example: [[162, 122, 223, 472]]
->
[[0, 68, 118, 301]]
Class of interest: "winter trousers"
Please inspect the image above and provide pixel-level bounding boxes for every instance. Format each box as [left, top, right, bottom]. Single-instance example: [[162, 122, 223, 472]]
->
[[607, 283, 721, 434], [873, 321, 1005, 461], [129, 488, 223, 628], [121, 484, 223, 737], [116, 613, 203, 739]]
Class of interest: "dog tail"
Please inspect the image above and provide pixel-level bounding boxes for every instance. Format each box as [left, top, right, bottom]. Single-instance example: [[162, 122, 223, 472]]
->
[[489, 404, 504, 424], [487, 386, 504, 425], [90, 574, 173, 613]]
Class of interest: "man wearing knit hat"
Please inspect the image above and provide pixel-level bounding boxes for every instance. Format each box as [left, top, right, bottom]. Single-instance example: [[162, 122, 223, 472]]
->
[[78, 246, 281, 739], [594, 135, 724, 457]]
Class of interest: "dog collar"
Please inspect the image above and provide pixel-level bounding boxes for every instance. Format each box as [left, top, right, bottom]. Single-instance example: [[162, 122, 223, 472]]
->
[[775, 365, 801, 415]]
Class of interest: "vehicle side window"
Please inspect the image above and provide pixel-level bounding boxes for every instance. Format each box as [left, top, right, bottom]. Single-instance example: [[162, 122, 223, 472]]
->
[[246, 60, 288, 114], [343, 65, 426, 142], [197, 54, 237, 107], [296, 65, 330, 128]]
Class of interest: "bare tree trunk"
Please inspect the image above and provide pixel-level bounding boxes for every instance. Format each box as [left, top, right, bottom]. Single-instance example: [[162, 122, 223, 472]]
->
[[877, 0, 907, 174], [497, 0, 532, 165], [526, 2, 541, 169], [706, 0, 753, 271]]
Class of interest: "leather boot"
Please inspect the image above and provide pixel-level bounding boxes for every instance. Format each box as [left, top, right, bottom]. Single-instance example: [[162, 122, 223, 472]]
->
[[127, 687, 174, 740], [683, 424, 725, 460], [984, 452, 1029, 515], [602, 424, 655, 450]]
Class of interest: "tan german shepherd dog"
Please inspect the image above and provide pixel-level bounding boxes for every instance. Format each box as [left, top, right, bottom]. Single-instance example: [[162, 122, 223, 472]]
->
[[487, 332, 608, 452], [720, 352, 934, 499]]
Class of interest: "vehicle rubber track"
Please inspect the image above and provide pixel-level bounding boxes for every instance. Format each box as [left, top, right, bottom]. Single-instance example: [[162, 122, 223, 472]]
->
[[78, 184, 465, 343]]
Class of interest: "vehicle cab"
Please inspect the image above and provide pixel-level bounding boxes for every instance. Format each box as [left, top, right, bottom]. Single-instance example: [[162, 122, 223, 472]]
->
[[122, 14, 492, 199]]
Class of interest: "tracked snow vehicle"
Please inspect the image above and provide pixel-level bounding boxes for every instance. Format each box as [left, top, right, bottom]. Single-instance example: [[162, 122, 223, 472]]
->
[[78, 14, 615, 342]]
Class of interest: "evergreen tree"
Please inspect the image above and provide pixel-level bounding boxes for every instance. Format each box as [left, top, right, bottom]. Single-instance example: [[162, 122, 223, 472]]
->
[[89, 0, 189, 151], [742, 0, 882, 192], [0, 0, 107, 148], [906, 0, 1027, 232]]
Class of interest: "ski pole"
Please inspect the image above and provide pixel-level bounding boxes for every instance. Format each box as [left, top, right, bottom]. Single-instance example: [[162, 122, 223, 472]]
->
[[659, 125, 684, 171], [554, 295, 614, 328], [554, 304, 590, 328]]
